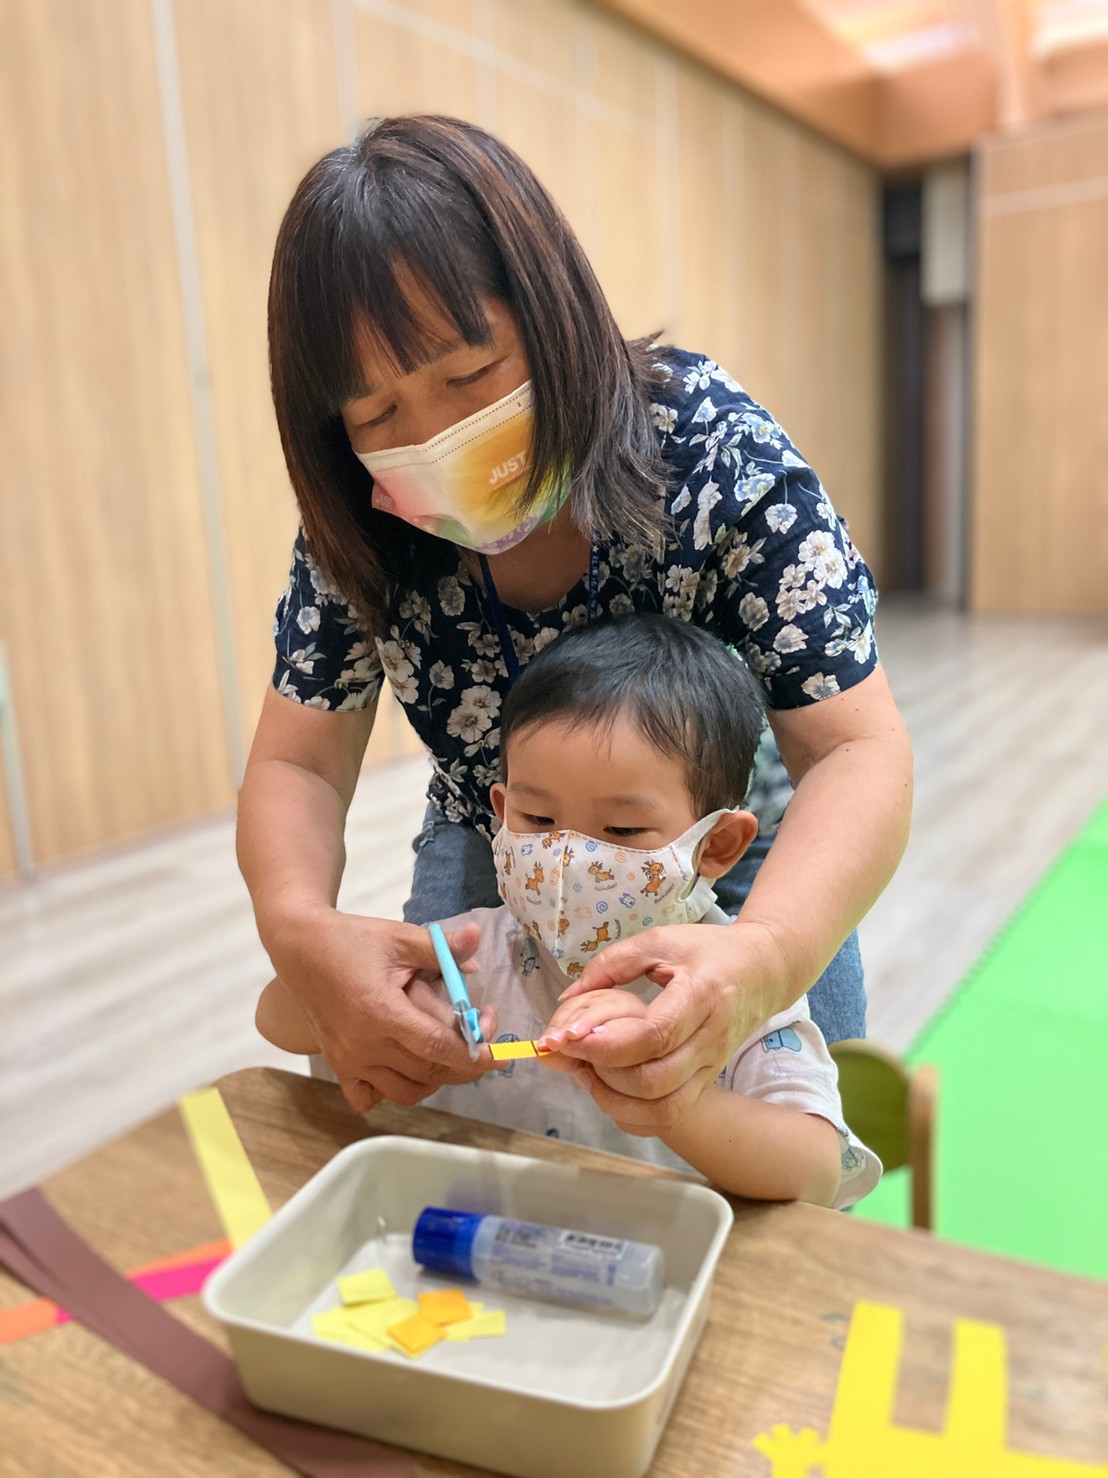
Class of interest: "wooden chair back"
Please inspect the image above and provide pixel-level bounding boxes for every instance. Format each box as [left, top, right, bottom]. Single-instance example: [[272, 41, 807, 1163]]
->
[[829, 1038, 938, 1232]]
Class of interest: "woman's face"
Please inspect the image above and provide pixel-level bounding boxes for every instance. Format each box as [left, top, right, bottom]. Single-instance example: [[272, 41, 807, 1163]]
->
[[340, 279, 530, 455]]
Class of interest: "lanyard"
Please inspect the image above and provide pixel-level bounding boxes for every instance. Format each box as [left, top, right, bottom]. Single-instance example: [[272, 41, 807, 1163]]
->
[[478, 542, 603, 687]]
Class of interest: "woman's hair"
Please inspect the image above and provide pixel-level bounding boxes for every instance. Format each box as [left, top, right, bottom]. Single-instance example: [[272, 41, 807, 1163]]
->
[[269, 115, 670, 635], [499, 616, 765, 815]]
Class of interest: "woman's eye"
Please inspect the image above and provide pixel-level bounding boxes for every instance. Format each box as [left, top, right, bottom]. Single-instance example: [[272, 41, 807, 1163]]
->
[[449, 363, 493, 387], [360, 405, 395, 429]]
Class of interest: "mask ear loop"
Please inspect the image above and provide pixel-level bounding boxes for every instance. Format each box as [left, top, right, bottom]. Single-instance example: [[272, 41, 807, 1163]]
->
[[678, 839, 706, 901], [677, 810, 734, 900]]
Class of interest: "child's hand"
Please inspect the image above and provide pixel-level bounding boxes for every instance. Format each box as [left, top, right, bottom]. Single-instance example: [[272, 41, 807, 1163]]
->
[[537, 990, 648, 1076]]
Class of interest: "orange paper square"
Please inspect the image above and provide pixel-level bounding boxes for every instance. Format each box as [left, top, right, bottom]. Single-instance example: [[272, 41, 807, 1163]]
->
[[387, 1313, 445, 1357], [418, 1288, 474, 1326]]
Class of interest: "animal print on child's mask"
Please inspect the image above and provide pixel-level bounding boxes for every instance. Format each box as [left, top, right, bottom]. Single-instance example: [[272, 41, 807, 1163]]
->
[[491, 810, 735, 977]]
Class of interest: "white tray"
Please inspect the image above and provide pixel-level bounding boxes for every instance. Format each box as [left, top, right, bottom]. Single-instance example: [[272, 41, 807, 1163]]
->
[[203, 1135, 733, 1478]]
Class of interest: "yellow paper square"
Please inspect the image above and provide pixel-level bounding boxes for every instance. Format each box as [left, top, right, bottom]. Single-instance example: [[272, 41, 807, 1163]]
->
[[463, 1309, 507, 1339], [418, 1288, 474, 1326], [387, 1313, 445, 1357], [346, 1296, 417, 1339], [338, 1268, 396, 1306], [446, 1308, 506, 1341]]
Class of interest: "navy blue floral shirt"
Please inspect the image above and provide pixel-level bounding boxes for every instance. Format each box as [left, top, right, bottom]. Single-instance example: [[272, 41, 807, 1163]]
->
[[273, 347, 878, 839]]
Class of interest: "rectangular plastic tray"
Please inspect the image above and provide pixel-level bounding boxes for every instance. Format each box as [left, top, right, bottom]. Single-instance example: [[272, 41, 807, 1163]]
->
[[203, 1135, 733, 1478]]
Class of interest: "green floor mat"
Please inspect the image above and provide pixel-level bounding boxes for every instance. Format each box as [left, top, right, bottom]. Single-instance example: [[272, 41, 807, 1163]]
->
[[854, 800, 1108, 1279]]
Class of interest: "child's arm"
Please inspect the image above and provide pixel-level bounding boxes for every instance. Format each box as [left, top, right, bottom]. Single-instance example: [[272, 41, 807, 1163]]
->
[[540, 991, 842, 1205], [257, 976, 322, 1054], [653, 1087, 841, 1204]]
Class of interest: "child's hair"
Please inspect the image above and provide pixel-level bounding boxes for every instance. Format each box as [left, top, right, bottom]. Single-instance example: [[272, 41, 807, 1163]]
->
[[500, 615, 765, 815]]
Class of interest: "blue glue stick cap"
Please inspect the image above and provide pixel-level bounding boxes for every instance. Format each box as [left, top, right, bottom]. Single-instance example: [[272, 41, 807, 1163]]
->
[[413, 1206, 483, 1280]]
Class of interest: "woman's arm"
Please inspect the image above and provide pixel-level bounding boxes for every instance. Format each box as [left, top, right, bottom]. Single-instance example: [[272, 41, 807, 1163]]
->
[[238, 685, 488, 1110], [742, 661, 913, 1007], [555, 665, 912, 1130]]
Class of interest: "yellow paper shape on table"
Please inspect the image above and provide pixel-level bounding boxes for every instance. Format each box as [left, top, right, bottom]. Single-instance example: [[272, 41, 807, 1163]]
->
[[388, 1313, 446, 1358], [345, 1296, 417, 1340], [178, 1088, 272, 1249], [418, 1288, 474, 1326], [339, 1268, 396, 1306], [444, 1308, 506, 1342], [752, 1301, 1108, 1477], [489, 1040, 553, 1061]]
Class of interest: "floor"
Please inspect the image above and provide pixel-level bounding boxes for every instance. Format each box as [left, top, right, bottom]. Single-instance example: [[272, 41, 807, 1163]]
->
[[2, 599, 1106, 1197]]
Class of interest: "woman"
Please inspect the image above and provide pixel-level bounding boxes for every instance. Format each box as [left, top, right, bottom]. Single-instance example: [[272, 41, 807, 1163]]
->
[[238, 115, 912, 1128]]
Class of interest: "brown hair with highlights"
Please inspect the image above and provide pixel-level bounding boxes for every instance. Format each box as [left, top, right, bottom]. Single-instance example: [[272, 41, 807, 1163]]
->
[[268, 115, 669, 635]]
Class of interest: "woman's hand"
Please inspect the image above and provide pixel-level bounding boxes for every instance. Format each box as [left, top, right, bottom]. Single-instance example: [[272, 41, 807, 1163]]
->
[[267, 911, 497, 1113], [551, 920, 787, 1134]]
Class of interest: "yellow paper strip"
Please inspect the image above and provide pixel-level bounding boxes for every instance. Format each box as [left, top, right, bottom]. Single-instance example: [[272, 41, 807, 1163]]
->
[[178, 1088, 272, 1249], [489, 1040, 552, 1061]]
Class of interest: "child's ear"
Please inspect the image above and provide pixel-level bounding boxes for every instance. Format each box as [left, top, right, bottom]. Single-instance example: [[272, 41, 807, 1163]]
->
[[490, 782, 508, 823], [696, 810, 758, 879]]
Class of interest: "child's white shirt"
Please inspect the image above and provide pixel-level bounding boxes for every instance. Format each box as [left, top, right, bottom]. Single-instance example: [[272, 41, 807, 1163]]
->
[[425, 903, 882, 1210]]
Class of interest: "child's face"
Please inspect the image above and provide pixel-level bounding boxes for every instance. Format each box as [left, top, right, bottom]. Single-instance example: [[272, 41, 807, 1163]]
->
[[491, 713, 754, 877]]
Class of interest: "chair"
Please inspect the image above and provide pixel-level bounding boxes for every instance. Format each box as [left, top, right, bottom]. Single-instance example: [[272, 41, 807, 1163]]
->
[[829, 1039, 938, 1232]]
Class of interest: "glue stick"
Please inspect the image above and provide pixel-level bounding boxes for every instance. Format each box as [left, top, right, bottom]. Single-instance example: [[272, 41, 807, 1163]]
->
[[412, 1206, 664, 1318]]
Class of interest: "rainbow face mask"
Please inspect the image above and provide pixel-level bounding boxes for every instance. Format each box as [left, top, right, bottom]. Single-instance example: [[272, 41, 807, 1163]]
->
[[355, 381, 569, 554]]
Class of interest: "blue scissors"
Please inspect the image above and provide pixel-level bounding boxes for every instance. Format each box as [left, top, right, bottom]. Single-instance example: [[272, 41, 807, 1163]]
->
[[428, 922, 484, 1061]]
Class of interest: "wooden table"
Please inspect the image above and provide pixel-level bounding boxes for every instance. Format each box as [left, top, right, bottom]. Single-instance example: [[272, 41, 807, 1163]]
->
[[2, 1067, 1106, 1475]]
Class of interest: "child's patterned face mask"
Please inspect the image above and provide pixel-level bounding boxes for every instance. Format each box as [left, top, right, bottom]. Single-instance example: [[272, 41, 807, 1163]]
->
[[355, 380, 569, 555], [491, 811, 735, 978]]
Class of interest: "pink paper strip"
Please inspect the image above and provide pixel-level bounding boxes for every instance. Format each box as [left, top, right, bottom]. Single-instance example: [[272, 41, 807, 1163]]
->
[[50, 1255, 224, 1326]]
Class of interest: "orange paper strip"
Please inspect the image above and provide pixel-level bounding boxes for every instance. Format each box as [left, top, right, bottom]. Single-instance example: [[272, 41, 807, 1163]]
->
[[0, 1237, 232, 1346]]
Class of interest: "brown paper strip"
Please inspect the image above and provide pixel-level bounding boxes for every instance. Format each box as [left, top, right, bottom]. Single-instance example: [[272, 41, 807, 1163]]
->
[[0, 1188, 413, 1478]]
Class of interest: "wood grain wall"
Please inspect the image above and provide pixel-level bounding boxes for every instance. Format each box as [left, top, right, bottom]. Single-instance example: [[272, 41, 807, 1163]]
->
[[972, 112, 1108, 614], [0, 0, 883, 873]]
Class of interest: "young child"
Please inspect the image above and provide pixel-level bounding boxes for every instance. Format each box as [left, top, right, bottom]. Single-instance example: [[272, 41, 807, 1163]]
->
[[257, 616, 880, 1209]]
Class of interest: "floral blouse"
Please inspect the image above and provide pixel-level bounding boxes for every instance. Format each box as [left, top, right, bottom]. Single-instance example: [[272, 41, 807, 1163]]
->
[[272, 347, 878, 840]]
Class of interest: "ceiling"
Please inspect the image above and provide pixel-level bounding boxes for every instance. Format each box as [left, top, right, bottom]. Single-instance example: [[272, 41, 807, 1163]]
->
[[592, 0, 1108, 165]]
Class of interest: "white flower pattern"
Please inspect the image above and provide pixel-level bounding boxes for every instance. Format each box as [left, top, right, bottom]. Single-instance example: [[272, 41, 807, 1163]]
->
[[271, 347, 878, 841]]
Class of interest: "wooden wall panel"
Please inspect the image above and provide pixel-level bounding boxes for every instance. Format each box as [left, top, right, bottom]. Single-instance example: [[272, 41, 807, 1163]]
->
[[971, 116, 1108, 614], [353, 4, 478, 120], [672, 68, 741, 365], [587, 115, 670, 337], [728, 101, 882, 569], [0, 0, 233, 866], [0, 785, 15, 879], [0, 0, 884, 872], [171, 0, 344, 755]]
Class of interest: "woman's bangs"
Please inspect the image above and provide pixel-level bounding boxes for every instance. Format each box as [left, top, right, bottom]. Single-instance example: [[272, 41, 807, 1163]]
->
[[317, 192, 501, 411]]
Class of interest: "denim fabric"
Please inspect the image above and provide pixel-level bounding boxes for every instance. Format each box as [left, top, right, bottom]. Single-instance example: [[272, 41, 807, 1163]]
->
[[403, 804, 866, 1045]]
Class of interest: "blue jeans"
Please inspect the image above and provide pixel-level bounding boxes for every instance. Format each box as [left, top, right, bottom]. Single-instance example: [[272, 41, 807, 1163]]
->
[[403, 805, 866, 1045]]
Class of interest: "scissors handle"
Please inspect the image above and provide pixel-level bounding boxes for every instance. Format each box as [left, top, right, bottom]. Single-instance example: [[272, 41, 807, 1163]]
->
[[428, 922, 484, 1057]]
